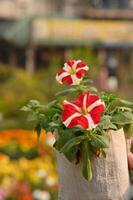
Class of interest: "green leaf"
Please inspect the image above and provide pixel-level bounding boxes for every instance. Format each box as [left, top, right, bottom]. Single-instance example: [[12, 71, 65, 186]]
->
[[35, 124, 41, 139], [99, 92, 116, 108], [55, 88, 77, 97], [99, 115, 117, 130], [48, 122, 60, 128], [91, 134, 109, 148], [108, 98, 133, 111], [55, 129, 76, 149], [52, 113, 62, 125], [27, 114, 38, 121], [64, 145, 79, 161], [101, 149, 107, 158], [111, 112, 133, 125], [46, 100, 58, 108], [81, 141, 92, 181], [21, 100, 45, 115], [117, 107, 132, 112], [89, 86, 98, 93], [60, 135, 85, 161], [119, 99, 133, 108], [124, 121, 133, 138], [107, 99, 121, 111], [39, 115, 53, 132], [28, 99, 40, 106], [61, 135, 85, 153], [42, 107, 61, 116], [40, 115, 49, 126], [55, 128, 81, 161], [82, 78, 93, 84], [21, 106, 32, 112]]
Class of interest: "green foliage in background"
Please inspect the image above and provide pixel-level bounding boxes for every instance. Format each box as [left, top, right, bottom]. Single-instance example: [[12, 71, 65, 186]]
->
[[0, 64, 60, 129], [0, 65, 46, 117]]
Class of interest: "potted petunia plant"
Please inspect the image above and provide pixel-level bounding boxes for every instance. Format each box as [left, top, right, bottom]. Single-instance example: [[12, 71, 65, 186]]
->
[[22, 60, 133, 200]]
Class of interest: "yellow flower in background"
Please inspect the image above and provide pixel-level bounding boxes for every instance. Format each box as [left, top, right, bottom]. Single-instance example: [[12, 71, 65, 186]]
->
[[0, 129, 58, 200]]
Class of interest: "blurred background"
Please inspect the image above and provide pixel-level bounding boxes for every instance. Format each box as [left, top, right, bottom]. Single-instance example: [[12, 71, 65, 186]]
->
[[0, 0, 133, 199]]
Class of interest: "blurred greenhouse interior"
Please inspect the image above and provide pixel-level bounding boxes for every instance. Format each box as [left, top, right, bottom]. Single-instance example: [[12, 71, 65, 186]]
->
[[0, 0, 133, 199]]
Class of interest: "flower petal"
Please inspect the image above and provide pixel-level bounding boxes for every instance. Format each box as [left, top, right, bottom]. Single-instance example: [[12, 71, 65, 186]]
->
[[88, 98, 105, 112], [76, 69, 88, 78], [63, 62, 71, 72], [85, 114, 97, 130], [56, 70, 69, 84], [83, 93, 88, 112], [62, 112, 82, 128], [72, 92, 85, 108], [63, 100, 81, 113], [67, 60, 75, 67], [62, 75, 73, 85], [86, 94, 100, 108], [71, 74, 82, 85], [62, 110, 75, 123], [78, 91, 90, 110], [76, 61, 87, 69], [89, 104, 105, 124], [57, 69, 66, 76], [72, 60, 81, 70], [77, 115, 89, 129]]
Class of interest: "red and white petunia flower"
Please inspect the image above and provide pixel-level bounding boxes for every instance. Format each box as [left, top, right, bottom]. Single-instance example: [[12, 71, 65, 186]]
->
[[62, 91, 105, 130], [56, 59, 89, 85]]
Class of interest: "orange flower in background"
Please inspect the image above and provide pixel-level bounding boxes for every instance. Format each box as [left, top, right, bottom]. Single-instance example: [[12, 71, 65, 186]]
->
[[0, 129, 56, 162], [16, 182, 32, 200], [0, 129, 55, 148], [0, 130, 36, 147], [18, 194, 32, 200]]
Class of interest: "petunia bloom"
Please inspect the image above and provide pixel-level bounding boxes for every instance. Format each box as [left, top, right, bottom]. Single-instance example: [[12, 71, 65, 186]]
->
[[62, 91, 105, 130], [56, 59, 89, 85]]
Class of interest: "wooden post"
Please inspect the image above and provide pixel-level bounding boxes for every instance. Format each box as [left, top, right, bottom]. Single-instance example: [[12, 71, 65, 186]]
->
[[130, 49, 133, 85], [9, 49, 17, 67], [25, 45, 36, 75], [25, 18, 36, 75], [57, 129, 132, 200]]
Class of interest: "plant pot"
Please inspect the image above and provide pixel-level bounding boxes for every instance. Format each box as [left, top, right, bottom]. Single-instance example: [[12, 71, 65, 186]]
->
[[56, 129, 131, 200]]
